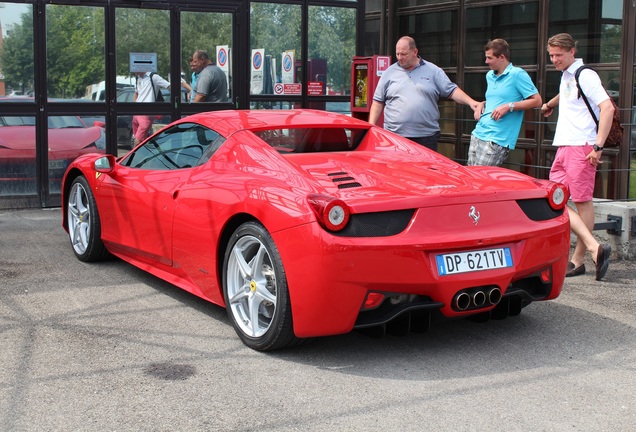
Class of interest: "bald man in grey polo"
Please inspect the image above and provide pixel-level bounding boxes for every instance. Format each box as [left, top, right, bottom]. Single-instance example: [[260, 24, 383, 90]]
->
[[373, 58, 458, 140]]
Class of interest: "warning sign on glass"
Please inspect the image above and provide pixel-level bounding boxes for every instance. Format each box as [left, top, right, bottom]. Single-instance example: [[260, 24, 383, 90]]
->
[[307, 81, 324, 95]]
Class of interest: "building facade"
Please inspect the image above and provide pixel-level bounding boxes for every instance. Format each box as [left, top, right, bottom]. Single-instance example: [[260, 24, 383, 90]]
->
[[364, 0, 636, 200], [0, 0, 634, 210]]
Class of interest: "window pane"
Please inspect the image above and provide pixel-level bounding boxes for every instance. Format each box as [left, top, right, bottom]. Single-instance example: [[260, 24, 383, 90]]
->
[[312, 101, 351, 115], [250, 101, 296, 110], [46, 5, 105, 100], [181, 12, 233, 104], [366, 0, 382, 11], [116, 9, 170, 101], [364, 18, 381, 57], [503, 148, 537, 177], [466, 3, 539, 66], [117, 115, 134, 155], [250, 3, 301, 96], [630, 151, 636, 199], [548, 0, 622, 64], [462, 72, 486, 136], [399, 11, 457, 68], [1, 3, 34, 98], [398, 0, 451, 6], [308, 6, 356, 97], [543, 71, 561, 141], [631, 61, 635, 187], [48, 115, 106, 193], [0, 115, 37, 196], [121, 123, 219, 169]]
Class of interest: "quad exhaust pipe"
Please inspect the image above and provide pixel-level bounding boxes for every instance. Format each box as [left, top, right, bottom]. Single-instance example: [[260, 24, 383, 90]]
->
[[453, 287, 502, 311]]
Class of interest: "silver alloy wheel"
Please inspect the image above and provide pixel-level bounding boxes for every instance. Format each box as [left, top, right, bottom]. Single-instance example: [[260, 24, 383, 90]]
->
[[67, 181, 91, 256], [225, 235, 278, 338]]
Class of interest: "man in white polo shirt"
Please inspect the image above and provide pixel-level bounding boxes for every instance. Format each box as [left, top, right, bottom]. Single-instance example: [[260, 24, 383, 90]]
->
[[541, 33, 612, 281], [132, 71, 170, 145]]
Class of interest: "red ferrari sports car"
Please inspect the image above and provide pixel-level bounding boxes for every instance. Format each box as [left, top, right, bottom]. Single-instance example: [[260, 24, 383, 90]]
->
[[61, 109, 570, 351]]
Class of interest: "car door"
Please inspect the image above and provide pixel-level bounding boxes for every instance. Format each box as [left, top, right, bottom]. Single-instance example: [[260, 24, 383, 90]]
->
[[97, 123, 208, 266]]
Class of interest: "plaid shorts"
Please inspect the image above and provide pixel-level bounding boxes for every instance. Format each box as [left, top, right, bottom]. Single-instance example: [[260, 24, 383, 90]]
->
[[467, 134, 510, 166]]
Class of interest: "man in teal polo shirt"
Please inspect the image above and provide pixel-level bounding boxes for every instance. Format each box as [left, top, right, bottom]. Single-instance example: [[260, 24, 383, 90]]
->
[[468, 39, 542, 166]]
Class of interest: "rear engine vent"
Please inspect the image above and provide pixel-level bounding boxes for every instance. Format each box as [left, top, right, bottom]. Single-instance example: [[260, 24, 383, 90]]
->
[[328, 171, 362, 189]]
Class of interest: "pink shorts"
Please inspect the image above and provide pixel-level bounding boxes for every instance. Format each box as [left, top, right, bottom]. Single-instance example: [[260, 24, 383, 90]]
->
[[549, 145, 596, 202], [132, 115, 153, 142]]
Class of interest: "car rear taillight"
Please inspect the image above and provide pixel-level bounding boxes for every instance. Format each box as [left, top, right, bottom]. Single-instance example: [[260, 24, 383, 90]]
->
[[307, 194, 351, 232], [534, 179, 568, 211], [547, 182, 568, 211]]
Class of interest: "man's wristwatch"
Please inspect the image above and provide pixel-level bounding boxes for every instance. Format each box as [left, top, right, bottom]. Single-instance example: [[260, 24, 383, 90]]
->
[[508, 102, 515, 112], [593, 144, 604, 152]]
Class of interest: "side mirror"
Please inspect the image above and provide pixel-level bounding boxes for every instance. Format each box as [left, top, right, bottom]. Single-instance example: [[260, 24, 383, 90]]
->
[[94, 154, 116, 173], [93, 120, 106, 128]]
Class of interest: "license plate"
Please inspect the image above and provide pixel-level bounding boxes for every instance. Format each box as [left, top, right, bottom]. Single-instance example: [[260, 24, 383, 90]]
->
[[436, 247, 513, 276]]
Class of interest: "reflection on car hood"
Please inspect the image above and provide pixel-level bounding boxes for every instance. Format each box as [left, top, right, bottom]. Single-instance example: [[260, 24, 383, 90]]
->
[[285, 151, 540, 207], [0, 126, 102, 156]]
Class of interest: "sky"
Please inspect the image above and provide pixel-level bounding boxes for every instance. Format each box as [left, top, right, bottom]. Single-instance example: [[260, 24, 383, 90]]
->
[[1, 3, 29, 37]]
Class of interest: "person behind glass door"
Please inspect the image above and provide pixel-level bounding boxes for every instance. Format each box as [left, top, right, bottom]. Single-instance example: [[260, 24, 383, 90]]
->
[[467, 38, 542, 166], [541, 32, 612, 280], [188, 56, 199, 103], [132, 70, 170, 146], [180, 71, 192, 102], [368, 36, 480, 152], [191, 50, 228, 103]]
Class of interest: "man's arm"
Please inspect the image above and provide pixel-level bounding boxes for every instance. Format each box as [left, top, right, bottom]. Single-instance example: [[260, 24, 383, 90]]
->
[[594, 99, 615, 147], [368, 101, 384, 125], [490, 93, 542, 121], [449, 88, 479, 112], [193, 93, 206, 103], [517, 93, 542, 111], [541, 94, 560, 117], [585, 98, 614, 165]]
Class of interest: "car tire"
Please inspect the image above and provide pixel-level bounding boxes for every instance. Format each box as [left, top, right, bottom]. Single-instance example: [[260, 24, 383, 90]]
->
[[222, 221, 300, 351], [67, 176, 109, 262]]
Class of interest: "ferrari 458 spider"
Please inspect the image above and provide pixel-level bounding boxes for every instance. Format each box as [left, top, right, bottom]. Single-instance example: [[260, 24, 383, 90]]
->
[[61, 109, 570, 351]]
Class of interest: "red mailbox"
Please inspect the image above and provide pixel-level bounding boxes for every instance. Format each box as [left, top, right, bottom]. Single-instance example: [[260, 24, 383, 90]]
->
[[350, 55, 392, 123]]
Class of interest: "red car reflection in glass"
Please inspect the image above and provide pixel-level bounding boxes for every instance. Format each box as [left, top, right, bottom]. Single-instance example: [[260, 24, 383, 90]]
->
[[0, 112, 105, 194]]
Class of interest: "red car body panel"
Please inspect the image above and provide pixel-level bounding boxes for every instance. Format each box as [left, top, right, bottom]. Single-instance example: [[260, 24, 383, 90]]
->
[[61, 109, 570, 339]]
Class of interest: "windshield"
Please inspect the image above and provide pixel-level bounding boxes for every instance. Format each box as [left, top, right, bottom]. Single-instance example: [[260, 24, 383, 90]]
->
[[252, 127, 368, 153]]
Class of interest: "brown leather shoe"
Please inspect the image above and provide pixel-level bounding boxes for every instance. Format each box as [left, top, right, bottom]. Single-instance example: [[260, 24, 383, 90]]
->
[[595, 244, 611, 281], [565, 261, 585, 277]]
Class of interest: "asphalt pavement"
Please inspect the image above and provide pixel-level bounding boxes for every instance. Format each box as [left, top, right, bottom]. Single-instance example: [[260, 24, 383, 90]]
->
[[1, 208, 635, 431]]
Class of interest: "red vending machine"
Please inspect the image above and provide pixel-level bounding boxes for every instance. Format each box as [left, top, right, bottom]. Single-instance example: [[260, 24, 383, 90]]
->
[[350, 55, 392, 124]]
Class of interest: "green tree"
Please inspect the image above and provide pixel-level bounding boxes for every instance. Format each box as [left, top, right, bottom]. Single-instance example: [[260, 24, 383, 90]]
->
[[181, 11, 233, 75], [46, 5, 105, 98], [309, 6, 356, 92], [0, 9, 35, 94], [115, 9, 170, 77]]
